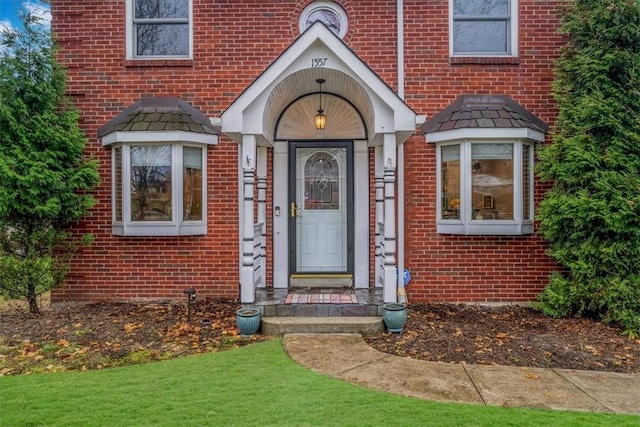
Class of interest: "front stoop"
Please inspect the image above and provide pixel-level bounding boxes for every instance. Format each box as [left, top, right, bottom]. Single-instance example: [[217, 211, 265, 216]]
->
[[253, 288, 385, 335], [262, 302, 381, 317], [261, 316, 384, 336]]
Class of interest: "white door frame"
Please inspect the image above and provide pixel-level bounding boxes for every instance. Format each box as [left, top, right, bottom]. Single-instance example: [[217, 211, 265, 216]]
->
[[273, 139, 369, 288]]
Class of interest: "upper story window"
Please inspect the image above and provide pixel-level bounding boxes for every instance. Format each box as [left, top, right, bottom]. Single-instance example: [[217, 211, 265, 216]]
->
[[450, 0, 518, 57], [127, 0, 192, 59], [299, 1, 348, 38]]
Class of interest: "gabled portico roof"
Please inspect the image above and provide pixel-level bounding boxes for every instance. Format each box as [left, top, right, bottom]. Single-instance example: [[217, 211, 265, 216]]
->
[[220, 22, 417, 147]]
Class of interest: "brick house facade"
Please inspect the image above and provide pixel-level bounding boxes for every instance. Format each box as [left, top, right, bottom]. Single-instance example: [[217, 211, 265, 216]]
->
[[50, 0, 565, 304]]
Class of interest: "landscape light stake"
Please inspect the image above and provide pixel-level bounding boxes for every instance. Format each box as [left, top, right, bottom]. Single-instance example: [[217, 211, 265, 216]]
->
[[183, 288, 196, 321]]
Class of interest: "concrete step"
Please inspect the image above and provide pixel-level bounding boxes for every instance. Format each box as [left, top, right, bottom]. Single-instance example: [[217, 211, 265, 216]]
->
[[263, 303, 381, 317], [261, 316, 384, 336]]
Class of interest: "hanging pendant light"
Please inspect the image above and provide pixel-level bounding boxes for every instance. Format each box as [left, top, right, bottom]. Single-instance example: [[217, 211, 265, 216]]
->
[[314, 78, 327, 131]]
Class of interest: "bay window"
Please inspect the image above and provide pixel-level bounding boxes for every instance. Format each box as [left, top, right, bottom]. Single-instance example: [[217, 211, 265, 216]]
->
[[99, 97, 217, 236], [425, 95, 546, 235], [438, 139, 533, 235], [111, 143, 206, 236]]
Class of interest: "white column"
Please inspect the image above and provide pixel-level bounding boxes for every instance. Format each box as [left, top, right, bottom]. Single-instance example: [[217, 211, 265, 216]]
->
[[272, 142, 288, 288], [256, 147, 267, 288], [354, 140, 369, 288], [240, 135, 257, 303], [374, 146, 384, 288], [383, 134, 397, 303]]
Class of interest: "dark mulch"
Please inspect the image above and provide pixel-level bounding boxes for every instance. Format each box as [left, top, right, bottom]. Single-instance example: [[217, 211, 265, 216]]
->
[[1, 299, 638, 375], [365, 303, 640, 373]]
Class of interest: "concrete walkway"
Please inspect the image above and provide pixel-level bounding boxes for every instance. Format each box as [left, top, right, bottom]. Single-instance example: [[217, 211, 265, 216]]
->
[[283, 333, 640, 415]]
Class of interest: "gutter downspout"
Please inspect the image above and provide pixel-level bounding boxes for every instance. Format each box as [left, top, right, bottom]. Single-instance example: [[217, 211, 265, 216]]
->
[[397, 0, 407, 303]]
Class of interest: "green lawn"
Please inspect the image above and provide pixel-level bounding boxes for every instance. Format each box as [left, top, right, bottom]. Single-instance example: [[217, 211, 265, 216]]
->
[[1, 340, 637, 426]]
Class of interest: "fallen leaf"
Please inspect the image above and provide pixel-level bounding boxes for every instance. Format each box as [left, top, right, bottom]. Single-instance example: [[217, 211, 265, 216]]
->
[[123, 322, 144, 333]]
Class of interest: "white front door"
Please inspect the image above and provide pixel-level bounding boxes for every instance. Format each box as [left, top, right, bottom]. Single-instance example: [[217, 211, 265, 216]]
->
[[290, 143, 352, 274]]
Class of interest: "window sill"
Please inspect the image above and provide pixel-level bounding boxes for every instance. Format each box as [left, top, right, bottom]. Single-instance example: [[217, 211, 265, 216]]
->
[[124, 59, 194, 68], [112, 222, 206, 236], [449, 56, 520, 66], [437, 221, 533, 235]]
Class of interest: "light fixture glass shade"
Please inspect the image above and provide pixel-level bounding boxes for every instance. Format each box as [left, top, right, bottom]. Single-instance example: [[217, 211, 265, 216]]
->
[[315, 109, 326, 131]]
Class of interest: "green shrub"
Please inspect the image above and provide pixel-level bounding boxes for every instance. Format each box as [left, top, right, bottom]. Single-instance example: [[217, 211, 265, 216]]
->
[[536, 0, 640, 336], [0, 255, 62, 308]]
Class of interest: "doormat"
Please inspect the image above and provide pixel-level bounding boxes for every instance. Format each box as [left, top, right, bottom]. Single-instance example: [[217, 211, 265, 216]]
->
[[285, 294, 358, 304]]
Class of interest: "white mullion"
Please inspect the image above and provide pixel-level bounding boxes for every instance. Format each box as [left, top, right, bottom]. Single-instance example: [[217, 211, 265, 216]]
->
[[123, 144, 132, 227], [436, 144, 442, 220], [200, 145, 207, 225], [513, 140, 522, 223], [173, 144, 181, 226], [112, 147, 118, 223], [461, 140, 472, 229], [527, 142, 534, 221], [133, 18, 189, 24]]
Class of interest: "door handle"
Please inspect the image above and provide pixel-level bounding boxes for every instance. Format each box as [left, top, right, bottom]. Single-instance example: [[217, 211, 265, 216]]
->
[[290, 202, 302, 217]]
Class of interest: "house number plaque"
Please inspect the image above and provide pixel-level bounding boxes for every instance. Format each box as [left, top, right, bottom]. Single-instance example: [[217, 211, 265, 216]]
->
[[311, 57, 327, 67]]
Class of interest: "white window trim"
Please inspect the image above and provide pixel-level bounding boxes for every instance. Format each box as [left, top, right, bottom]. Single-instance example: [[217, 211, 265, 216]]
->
[[435, 138, 534, 235], [449, 0, 518, 57], [111, 142, 207, 236], [125, 0, 193, 60], [299, 1, 348, 39]]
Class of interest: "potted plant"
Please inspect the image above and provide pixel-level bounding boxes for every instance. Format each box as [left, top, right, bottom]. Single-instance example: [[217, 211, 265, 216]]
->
[[236, 307, 261, 337], [382, 303, 407, 333]]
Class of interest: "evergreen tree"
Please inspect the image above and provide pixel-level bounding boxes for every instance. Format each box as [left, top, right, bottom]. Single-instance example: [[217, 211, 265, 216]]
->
[[536, 0, 640, 335], [0, 11, 99, 313]]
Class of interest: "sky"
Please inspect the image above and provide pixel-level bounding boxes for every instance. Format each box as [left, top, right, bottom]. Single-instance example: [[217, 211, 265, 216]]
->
[[0, 0, 50, 34]]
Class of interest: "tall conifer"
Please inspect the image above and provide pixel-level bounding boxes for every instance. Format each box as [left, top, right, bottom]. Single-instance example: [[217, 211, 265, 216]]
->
[[0, 11, 99, 313], [537, 0, 640, 335]]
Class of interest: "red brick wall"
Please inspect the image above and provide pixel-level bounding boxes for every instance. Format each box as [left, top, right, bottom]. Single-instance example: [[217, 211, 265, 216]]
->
[[401, 0, 565, 302], [51, 0, 564, 303]]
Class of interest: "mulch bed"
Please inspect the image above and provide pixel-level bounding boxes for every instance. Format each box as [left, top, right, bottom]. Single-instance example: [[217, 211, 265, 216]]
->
[[0, 299, 267, 375], [365, 303, 640, 373], [1, 299, 638, 375]]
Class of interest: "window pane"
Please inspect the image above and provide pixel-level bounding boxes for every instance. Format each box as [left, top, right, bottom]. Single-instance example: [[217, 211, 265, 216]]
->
[[305, 9, 341, 36], [114, 147, 123, 222], [453, 21, 508, 54], [472, 144, 513, 220], [441, 145, 461, 219], [304, 151, 340, 210], [130, 145, 172, 222], [183, 147, 202, 221], [454, 0, 509, 16], [135, 0, 188, 19], [136, 24, 189, 56], [522, 144, 532, 220]]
